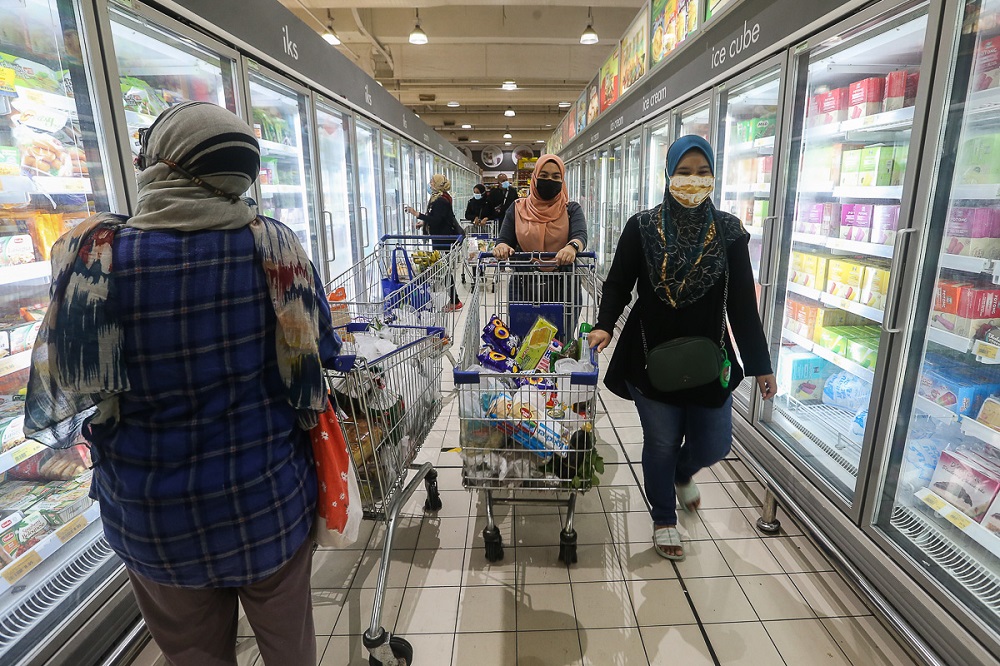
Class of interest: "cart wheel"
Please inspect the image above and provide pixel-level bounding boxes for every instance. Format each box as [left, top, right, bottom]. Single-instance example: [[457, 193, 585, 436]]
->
[[483, 526, 504, 562], [368, 636, 413, 666], [558, 529, 578, 564]]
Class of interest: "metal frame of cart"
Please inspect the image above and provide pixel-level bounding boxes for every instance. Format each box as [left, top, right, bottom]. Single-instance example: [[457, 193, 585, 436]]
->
[[454, 253, 601, 563]]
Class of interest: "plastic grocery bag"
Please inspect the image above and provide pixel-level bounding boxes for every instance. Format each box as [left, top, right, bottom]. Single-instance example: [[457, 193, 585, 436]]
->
[[311, 397, 362, 548]]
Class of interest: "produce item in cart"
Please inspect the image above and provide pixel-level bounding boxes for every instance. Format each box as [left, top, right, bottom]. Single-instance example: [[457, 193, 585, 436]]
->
[[545, 424, 603, 487], [9, 444, 91, 481], [478, 347, 519, 374], [0, 510, 50, 564], [514, 316, 558, 371], [929, 449, 1000, 522], [482, 315, 520, 357], [822, 372, 872, 413]]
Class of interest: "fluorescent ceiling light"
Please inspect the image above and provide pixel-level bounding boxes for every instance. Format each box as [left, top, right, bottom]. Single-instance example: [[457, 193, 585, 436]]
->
[[323, 31, 340, 45], [504, 142, 512, 146], [409, 10, 428, 45], [503, 131, 512, 139], [470, 139, 479, 143], [461, 124, 473, 129], [504, 107, 515, 117], [558, 101, 571, 108], [447, 101, 460, 107], [502, 80, 517, 91], [536, 140, 545, 143]]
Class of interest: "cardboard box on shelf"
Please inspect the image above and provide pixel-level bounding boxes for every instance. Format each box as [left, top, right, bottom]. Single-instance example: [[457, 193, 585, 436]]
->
[[849, 77, 886, 119], [945, 207, 1000, 260], [818, 326, 850, 355], [826, 259, 865, 302], [840, 204, 874, 242], [981, 492, 1000, 535], [929, 450, 1000, 522], [884, 70, 919, 111], [33, 487, 91, 526], [753, 115, 777, 140], [871, 205, 900, 244], [790, 252, 828, 290], [813, 307, 863, 343], [0, 511, 50, 565], [776, 351, 834, 403], [858, 145, 896, 187], [840, 149, 863, 187], [752, 199, 770, 227], [845, 336, 879, 369], [931, 280, 1000, 337], [812, 87, 849, 127], [860, 265, 891, 310], [956, 133, 1000, 184], [756, 155, 773, 184], [973, 36, 1000, 92], [919, 366, 993, 417], [891, 143, 908, 187]]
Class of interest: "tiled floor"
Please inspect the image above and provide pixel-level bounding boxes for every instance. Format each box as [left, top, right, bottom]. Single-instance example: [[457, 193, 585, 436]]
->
[[132, 284, 920, 666]]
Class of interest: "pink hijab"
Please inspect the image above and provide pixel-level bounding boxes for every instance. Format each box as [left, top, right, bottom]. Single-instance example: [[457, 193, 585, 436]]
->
[[514, 154, 570, 253]]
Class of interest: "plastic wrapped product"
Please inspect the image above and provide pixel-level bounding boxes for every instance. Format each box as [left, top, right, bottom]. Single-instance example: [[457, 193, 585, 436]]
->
[[477, 347, 519, 374], [822, 372, 872, 413], [482, 315, 520, 357], [515, 371, 557, 392]]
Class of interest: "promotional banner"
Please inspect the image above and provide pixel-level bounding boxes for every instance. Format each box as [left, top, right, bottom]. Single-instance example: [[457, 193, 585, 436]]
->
[[600, 47, 621, 112], [567, 105, 577, 140], [586, 75, 601, 123], [621, 5, 649, 94], [651, 0, 698, 66], [706, 0, 734, 22], [576, 91, 588, 132]]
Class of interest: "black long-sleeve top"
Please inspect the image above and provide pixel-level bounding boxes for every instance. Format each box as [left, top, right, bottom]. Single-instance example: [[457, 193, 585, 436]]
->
[[497, 201, 588, 251], [417, 195, 463, 250], [465, 196, 491, 221], [595, 214, 773, 407], [488, 186, 518, 220]]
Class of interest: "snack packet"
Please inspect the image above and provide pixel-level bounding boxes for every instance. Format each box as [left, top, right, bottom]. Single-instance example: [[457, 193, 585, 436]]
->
[[482, 315, 519, 357], [534, 339, 564, 373], [515, 371, 557, 392], [477, 347, 520, 374], [514, 317, 559, 371]]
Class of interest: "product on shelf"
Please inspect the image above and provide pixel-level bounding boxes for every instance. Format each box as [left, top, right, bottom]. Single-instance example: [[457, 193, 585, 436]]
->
[[756, 155, 773, 184], [840, 204, 874, 242], [918, 354, 1000, 416], [871, 205, 900, 244], [891, 143, 908, 186], [9, 445, 91, 482], [822, 371, 872, 411], [790, 251, 828, 289], [810, 87, 849, 127], [884, 69, 920, 111], [932, 280, 1000, 338], [858, 145, 896, 187], [826, 259, 865, 302], [955, 132, 1000, 184], [944, 207, 1000, 260], [849, 77, 886, 119], [840, 149, 863, 187], [929, 449, 1000, 522], [861, 265, 891, 310], [0, 510, 50, 564], [752, 200, 769, 227], [32, 486, 91, 526], [973, 36, 1000, 92], [776, 351, 834, 402]]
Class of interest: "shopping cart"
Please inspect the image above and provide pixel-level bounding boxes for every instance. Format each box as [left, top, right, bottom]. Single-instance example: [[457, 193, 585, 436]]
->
[[327, 322, 446, 666], [453, 252, 601, 564], [325, 234, 463, 347], [460, 232, 498, 290]]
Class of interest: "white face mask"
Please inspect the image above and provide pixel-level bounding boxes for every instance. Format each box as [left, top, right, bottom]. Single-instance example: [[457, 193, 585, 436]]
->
[[473, 193, 482, 199], [668, 175, 715, 208], [501, 181, 510, 189]]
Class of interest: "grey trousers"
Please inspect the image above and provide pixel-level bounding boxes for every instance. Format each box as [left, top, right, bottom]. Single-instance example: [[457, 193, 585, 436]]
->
[[127, 538, 316, 666]]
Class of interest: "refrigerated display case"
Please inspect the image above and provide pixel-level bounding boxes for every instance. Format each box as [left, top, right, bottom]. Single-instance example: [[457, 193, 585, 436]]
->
[[400, 140, 416, 220], [624, 129, 644, 220], [645, 115, 671, 208], [759, 4, 930, 500], [871, 0, 1000, 643], [601, 140, 624, 278], [0, 1, 126, 662], [676, 96, 713, 142], [355, 118, 383, 257], [314, 99, 355, 282], [381, 132, 402, 236]]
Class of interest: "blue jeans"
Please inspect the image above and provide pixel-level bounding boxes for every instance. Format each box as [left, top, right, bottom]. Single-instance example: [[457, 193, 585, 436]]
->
[[626, 382, 733, 526]]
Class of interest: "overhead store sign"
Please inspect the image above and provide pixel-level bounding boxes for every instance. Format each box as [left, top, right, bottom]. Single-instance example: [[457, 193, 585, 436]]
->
[[560, 0, 858, 159], [165, 0, 476, 171]]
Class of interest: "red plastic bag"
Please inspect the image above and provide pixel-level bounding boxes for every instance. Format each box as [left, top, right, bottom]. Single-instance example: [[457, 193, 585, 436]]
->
[[311, 398, 362, 548]]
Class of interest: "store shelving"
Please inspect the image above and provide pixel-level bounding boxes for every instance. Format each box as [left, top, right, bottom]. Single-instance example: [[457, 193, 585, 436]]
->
[[0, 440, 45, 477], [926, 326, 973, 354], [959, 415, 1000, 452], [832, 185, 904, 200], [914, 488, 1000, 561], [728, 135, 776, 156], [786, 281, 824, 302], [0, 176, 93, 196], [819, 292, 884, 323], [782, 327, 877, 383], [913, 395, 958, 423], [939, 253, 993, 275], [792, 232, 894, 259], [0, 503, 101, 592], [258, 138, 299, 157]]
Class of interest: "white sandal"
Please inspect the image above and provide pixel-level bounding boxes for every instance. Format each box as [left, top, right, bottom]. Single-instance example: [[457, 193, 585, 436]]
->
[[676, 481, 701, 513], [652, 526, 685, 561]]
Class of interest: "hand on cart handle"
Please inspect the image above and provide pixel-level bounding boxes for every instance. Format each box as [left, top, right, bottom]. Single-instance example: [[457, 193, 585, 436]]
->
[[493, 243, 514, 260], [554, 245, 577, 266], [588, 329, 612, 352], [757, 374, 778, 401]]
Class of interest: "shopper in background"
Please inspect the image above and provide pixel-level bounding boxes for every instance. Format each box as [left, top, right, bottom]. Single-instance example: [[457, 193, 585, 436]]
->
[[465, 182, 491, 225], [24, 102, 340, 666], [587, 135, 777, 562], [489, 172, 518, 221], [405, 173, 464, 311]]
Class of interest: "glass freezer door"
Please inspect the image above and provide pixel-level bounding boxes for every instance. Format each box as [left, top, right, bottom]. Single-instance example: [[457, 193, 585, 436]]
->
[[872, 0, 1000, 639], [400, 141, 416, 221], [624, 130, 644, 219], [355, 119, 383, 256], [0, 1, 122, 662], [759, 5, 930, 500], [603, 140, 624, 278], [645, 114, 672, 208], [676, 98, 712, 142], [314, 100, 356, 282], [382, 132, 402, 236]]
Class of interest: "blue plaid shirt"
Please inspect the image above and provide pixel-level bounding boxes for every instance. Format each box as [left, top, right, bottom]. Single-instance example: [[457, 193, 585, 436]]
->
[[90, 225, 339, 588]]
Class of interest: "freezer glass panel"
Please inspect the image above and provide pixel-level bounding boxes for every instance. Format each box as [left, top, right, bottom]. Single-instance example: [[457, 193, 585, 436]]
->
[[0, 1, 120, 661], [315, 102, 355, 281], [592, 149, 609, 274], [355, 120, 383, 256], [382, 134, 402, 236], [677, 102, 711, 141], [760, 6, 929, 498], [108, 5, 239, 186], [603, 141, 624, 278], [400, 141, 416, 220], [645, 116, 671, 208], [874, 0, 1000, 634], [624, 132, 644, 219], [248, 71, 316, 262]]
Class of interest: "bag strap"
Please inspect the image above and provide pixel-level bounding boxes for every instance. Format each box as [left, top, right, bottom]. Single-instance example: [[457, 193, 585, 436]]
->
[[391, 246, 416, 282]]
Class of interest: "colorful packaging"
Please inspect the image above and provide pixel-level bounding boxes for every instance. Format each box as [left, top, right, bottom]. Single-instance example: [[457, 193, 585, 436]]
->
[[848, 77, 886, 119], [477, 347, 519, 374], [0, 146, 18, 176], [0, 511, 49, 564], [514, 317, 559, 371], [840, 150, 863, 187], [0, 235, 35, 266], [482, 315, 519, 357], [871, 206, 900, 244], [956, 133, 1000, 184], [930, 450, 1000, 522], [840, 204, 874, 242], [776, 351, 833, 403], [790, 252, 828, 289], [534, 339, 564, 373], [981, 492, 1000, 535], [822, 371, 872, 412], [826, 259, 865, 302], [890, 143, 909, 187], [813, 88, 849, 126], [861, 266, 891, 310], [753, 115, 777, 140], [973, 37, 1000, 92], [756, 155, 773, 185], [978, 396, 1000, 431], [484, 393, 567, 459], [845, 336, 879, 369], [752, 200, 770, 227], [884, 70, 919, 111], [818, 326, 850, 355], [858, 145, 896, 187], [33, 487, 92, 526], [6, 321, 40, 354], [813, 307, 862, 344], [919, 365, 995, 416], [944, 207, 1000, 260], [0, 482, 53, 513]]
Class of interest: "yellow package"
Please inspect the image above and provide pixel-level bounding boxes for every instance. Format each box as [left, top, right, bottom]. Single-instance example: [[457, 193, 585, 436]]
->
[[514, 316, 558, 371]]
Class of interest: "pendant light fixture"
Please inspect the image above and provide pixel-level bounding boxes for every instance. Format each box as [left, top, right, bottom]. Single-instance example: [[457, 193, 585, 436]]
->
[[501, 80, 517, 91], [323, 10, 341, 45], [409, 9, 428, 45], [504, 107, 516, 117], [580, 7, 598, 45], [503, 126, 512, 139]]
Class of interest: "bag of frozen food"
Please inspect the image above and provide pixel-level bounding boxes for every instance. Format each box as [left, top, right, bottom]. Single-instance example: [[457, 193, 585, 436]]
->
[[9, 444, 91, 481]]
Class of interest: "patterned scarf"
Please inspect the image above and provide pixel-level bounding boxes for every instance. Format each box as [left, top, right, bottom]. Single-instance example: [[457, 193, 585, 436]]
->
[[25, 103, 326, 448]]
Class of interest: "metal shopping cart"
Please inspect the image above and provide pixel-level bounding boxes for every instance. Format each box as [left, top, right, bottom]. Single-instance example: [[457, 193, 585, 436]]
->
[[453, 252, 601, 564], [327, 322, 446, 666], [460, 232, 498, 290], [326, 235, 463, 347]]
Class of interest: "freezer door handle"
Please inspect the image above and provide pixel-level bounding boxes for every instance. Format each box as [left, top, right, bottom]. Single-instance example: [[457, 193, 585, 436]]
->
[[360, 206, 370, 248], [757, 216, 778, 287], [881, 227, 920, 334], [323, 211, 335, 262]]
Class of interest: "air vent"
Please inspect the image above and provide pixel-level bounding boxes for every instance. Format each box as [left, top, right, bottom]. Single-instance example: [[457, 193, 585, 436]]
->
[[442, 120, 456, 127], [418, 93, 436, 102]]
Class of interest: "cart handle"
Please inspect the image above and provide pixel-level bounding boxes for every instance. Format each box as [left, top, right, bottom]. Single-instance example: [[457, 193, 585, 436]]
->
[[454, 345, 599, 386], [380, 234, 463, 242], [477, 251, 596, 261]]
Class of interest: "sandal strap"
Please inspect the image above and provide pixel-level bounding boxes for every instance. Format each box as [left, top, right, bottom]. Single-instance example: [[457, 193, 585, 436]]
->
[[653, 527, 681, 548], [676, 481, 701, 507]]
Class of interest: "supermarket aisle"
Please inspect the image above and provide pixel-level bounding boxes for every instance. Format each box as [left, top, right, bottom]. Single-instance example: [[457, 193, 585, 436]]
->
[[129, 309, 919, 665]]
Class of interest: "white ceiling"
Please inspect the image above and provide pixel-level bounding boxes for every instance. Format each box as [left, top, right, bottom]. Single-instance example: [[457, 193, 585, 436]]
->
[[280, 1, 645, 146]]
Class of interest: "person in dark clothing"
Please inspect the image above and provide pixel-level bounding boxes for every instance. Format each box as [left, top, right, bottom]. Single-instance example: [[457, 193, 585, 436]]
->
[[465, 183, 491, 225], [588, 136, 777, 562], [405, 173, 463, 309], [488, 173, 518, 221]]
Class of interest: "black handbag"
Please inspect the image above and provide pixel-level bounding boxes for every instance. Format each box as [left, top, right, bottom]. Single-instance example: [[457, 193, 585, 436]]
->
[[640, 258, 732, 393]]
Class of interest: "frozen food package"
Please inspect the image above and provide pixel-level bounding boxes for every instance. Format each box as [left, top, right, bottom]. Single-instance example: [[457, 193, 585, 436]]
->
[[0, 511, 50, 564], [482, 315, 520, 357], [9, 444, 91, 481], [930, 450, 1000, 522], [514, 316, 559, 371], [822, 372, 872, 412]]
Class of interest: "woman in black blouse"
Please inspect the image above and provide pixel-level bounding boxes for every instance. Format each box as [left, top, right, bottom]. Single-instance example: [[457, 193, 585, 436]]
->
[[588, 136, 777, 561], [406, 173, 464, 310]]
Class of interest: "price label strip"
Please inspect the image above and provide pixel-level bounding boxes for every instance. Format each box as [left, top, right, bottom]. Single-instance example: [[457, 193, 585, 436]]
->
[[1, 550, 41, 585], [56, 514, 89, 544]]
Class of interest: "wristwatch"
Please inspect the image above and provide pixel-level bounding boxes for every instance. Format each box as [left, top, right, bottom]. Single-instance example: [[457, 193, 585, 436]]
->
[[567, 239, 583, 252]]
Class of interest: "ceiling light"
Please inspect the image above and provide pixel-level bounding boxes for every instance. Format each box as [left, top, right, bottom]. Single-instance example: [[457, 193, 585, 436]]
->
[[323, 11, 341, 45], [502, 80, 517, 91], [447, 101, 460, 108], [461, 124, 472, 129], [471, 139, 479, 143], [580, 7, 598, 45], [504, 107, 515, 117], [536, 140, 545, 143], [558, 101, 571, 108], [503, 132, 512, 139], [504, 142, 512, 146], [409, 10, 428, 45]]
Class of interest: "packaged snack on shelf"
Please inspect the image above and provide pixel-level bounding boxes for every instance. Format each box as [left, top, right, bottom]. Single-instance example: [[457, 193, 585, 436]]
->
[[822, 371, 872, 412], [776, 351, 833, 403], [890, 143, 908, 187], [848, 77, 886, 119], [785, 299, 815, 339], [6, 321, 40, 354], [902, 436, 948, 488], [756, 155, 773, 184], [945, 207, 1000, 260], [858, 145, 896, 187], [0, 510, 49, 564], [813, 88, 849, 127], [0, 415, 25, 452], [477, 347, 519, 374], [0, 234, 35, 266], [0, 482, 53, 513], [33, 487, 92, 527], [840, 204, 874, 242], [932, 281, 1000, 337], [0, 146, 18, 176], [813, 307, 860, 343], [752, 200, 769, 227], [790, 252, 828, 289], [861, 265, 891, 309], [884, 69, 920, 111], [839, 150, 863, 187], [9, 444, 91, 482], [973, 36, 1000, 92], [930, 450, 1000, 522], [482, 315, 520, 357], [919, 366, 992, 416], [956, 133, 1000, 184], [753, 114, 777, 140], [871, 205, 900, 244], [845, 336, 879, 369], [826, 259, 865, 302], [514, 316, 558, 371]]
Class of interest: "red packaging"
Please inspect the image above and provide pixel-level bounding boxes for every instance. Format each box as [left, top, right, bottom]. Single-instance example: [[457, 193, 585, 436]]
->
[[884, 70, 919, 111], [957, 286, 1000, 319], [935, 280, 973, 315], [756, 155, 773, 184], [813, 88, 849, 126], [849, 77, 885, 119], [974, 37, 1000, 92]]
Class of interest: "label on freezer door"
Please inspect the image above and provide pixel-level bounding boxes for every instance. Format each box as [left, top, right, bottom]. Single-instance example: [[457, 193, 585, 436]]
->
[[2, 550, 41, 584]]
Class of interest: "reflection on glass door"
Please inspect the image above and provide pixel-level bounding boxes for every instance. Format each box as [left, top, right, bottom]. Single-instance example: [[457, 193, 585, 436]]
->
[[677, 101, 712, 141], [874, 0, 1000, 637], [645, 115, 672, 208], [382, 133, 402, 235], [355, 119, 383, 256], [108, 4, 239, 189], [624, 131, 644, 219], [592, 148, 609, 272], [400, 141, 416, 226], [760, 5, 930, 499], [248, 69, 316, 262], [315, 101, 355, 281], [603, 141, 624, 278]]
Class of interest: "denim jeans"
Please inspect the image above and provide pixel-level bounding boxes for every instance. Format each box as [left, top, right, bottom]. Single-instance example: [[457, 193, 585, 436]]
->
[[626, 382, 734, 526]]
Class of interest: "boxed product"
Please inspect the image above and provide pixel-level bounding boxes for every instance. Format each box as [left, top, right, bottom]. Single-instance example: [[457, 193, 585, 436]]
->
[[514, 317, 558, 371], [756, 155, 773, 184], [818, 326, 850, 355], [776, 351, 833, 403], [735, 119, 753, 144], [849, 77, 886, 119], [919, 366, 992, 416], [955, 133, 1000, 184], [871, 205, 900, 244], [812, 87, 849, 126], [929, 450, 1000, 522], [839, 150, 863, 187], [790, 252, 828, 289], [981, 492, 1000, 535], [6, 321, 40, 355], [0, 235, 35, 267], [973, 36, 1000, 92], [858, 145, 896, 187], [0, 510, 49, 564], [860, 265, 892, 310], [944, 207, 1000, 260], [33, 487, 92, 526], [752, 199, 770, 227], [891, 143, 909, 187], [753, 115, 777, 140], [845, 333, 879, 369], [0, 146, 18, 176], [826, 259, 865, 302], [813, 307, 862, 343], [978, 396, 1000, 432], [931, 281, 1000, 337], [884, 69, 919, 111], [840, 204, 874, 242], [0, 482, 53, 513], [785, 299, 816, 339]]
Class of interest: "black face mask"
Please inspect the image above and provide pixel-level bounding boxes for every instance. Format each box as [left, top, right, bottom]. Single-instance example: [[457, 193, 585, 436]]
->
[[535, 178, 562, 201]]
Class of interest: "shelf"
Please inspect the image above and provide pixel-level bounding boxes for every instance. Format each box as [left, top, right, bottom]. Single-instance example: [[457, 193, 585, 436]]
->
[[786, 281, 824, 302], [0, 350, 32, 378], [0, 502, 100, 592], [810, 342, 876, 383], [951, 184, 1000, 200], [795, 233, 894, 259], [832, 186, 904, 200], [258, 139, 300, 158], [0, 439, 44, 477], [914, 488, 1000, 561], [967, 86, 1000, 117], [728, 136, 775, 156], [804, 107, 915, 140], [781, 328, 815, 352], [939, 253, 993, 274], [819, 292, 884, 324], [926, 325, 973, 353], [724, 183, 771, 196], [0, 176, 93, 196], [798, 182, 836, 195], [792, 232, 829, 248], [0, 262, 51, 285], [913, 395, 958, 423], [960, 415, 1000, 451], [260, 184, 305, 195]]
